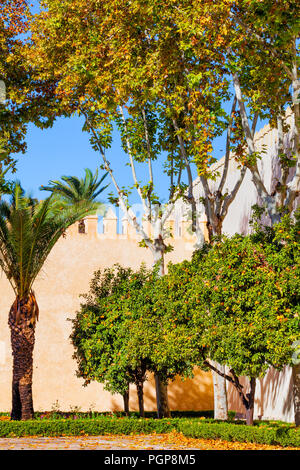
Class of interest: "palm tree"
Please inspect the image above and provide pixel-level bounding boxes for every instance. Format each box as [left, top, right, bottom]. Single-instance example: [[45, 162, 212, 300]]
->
[[0, 182, 100, 420], [41, 168, 108, 233], [41, 168, 108, 205]]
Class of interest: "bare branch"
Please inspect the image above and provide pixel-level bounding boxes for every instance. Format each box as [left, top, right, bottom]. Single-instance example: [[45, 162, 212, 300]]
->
[[172, 116, 197, 231], [220, 166, 247, 220], [204, 359, 249, 408], [169, 155, 174, 201], [251, 112, 259, 137], [233, 73, 269, 200], [218, 95, 237, 195], [161, 201, 175, 226], [119, 106, 150, 218], [83, 112, 153, 250], [285, 42, 300, 209], [141, 108, 154, 185], [204, 360, 236, 384], [176, 160, 183, 188], [275, 113, 289, 208]]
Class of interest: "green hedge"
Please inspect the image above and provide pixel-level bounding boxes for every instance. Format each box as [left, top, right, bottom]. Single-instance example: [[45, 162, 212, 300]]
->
[[177, 420, 300, 447], [0, 417, 299, 447], [0, 418, 174, 438]]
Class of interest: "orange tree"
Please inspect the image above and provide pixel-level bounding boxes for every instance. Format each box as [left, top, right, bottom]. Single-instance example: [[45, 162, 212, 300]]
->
[[163, 214, 300, 425], [70, 263, 195, 418], [70, 264, 152, 417], [70, 215, 300, 424], [119, 266, 196, 412]]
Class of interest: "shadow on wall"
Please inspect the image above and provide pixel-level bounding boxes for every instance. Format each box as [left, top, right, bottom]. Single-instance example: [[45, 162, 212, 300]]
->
[[110, 368, 214, 413], [227, 366, 293, 421], [239, 212, 250, 235]]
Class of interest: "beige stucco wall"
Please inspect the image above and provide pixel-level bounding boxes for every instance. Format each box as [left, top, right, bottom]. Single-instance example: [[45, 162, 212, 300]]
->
[[0, 217, 214, 413], [227, 367, 294, 422]]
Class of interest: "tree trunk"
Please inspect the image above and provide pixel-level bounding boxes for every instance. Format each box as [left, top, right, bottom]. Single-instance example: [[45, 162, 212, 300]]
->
[[155, 374, 170, 418], [152, 243, 171, 419], [208, 219, 228, 422], [8, 298, 36, 420], [153, 239, 165, 277], [123, 383, 130, 416], [136, 381, 144, 418], [206, 220, 229, 422], [245, 377, 256, 426], [212, 362, 228, 420], [292, 364, 300, 427], [207, 218, 222, 245], [207, 219, 230, 421], [246, 404, 254, 426]]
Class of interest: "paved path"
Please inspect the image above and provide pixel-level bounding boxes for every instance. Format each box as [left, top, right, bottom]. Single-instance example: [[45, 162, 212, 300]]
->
[[0, 434, 199, 450], [0, 433, 298, 450]]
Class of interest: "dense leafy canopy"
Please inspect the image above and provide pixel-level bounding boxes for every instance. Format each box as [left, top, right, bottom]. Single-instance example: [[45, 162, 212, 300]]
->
[[70, 265, 151, 400], [71, 263, 195, 398]]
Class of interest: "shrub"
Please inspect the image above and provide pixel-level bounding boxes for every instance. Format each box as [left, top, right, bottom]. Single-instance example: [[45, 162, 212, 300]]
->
[[177, 420, 300, 447], [0, 417, 174, 438], [0, 416, 299, 447]]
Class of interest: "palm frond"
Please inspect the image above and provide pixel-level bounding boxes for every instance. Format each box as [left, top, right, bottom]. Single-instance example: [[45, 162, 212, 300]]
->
[[0, 182, 100, 299], [40, 168, 109, 205]]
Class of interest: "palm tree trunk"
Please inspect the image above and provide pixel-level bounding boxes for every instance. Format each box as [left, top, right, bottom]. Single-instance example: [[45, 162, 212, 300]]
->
[[8, 299, 36, 420]]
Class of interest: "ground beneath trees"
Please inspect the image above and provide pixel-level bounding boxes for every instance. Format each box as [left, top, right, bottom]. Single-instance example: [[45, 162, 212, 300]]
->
[[0, 432, 298, 450]]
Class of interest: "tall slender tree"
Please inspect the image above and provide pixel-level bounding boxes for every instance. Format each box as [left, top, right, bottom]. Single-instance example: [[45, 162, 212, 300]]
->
[[224, 1, 300, 424], [80, 103, 187, 418]]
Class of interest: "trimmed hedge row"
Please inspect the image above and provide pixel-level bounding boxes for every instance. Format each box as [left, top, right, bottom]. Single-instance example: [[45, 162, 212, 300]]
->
[[0, 417, 299, 447], [0, 418, 174, 438], [177, 420, 300, 448]]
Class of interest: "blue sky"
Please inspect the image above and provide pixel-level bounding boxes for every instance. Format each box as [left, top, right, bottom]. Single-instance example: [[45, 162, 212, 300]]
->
[[12, 116, 135, 201], [11, 113, 233, 204], [10, 103, 264, 207], [11, 115, 184, 204]]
